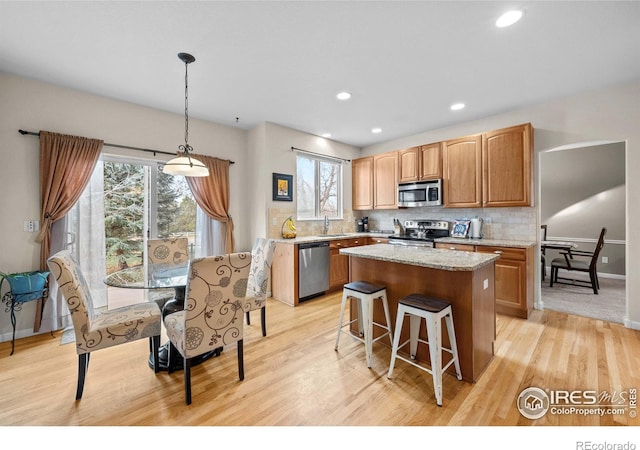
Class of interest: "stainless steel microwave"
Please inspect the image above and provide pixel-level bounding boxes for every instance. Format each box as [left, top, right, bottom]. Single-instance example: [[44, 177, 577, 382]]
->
[[397, 179, 442, 207]]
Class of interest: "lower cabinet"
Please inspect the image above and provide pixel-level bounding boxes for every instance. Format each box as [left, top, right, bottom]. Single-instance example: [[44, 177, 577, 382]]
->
[[436, 243, 533, 318], [329, 237, 371, 291]]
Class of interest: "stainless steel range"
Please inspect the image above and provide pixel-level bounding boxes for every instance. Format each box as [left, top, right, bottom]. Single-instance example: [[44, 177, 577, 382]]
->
[[388, 220, 450, 248]]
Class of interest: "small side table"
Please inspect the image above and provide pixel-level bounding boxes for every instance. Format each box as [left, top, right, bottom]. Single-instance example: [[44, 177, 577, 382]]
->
[[1, 271, 50, 355]]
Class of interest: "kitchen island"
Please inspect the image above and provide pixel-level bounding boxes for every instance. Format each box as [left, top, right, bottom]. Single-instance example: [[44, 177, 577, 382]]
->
[[339, 244, 499, 382]]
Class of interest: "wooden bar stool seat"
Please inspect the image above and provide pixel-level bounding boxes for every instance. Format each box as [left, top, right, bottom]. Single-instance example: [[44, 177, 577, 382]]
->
[[334, 281, 392, 368], [388, 293, 462, 406]]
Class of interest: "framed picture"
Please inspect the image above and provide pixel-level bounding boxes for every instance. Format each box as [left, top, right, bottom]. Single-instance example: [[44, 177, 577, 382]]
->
[[272, 173, 293, 201], [451, 220, 471, 238]]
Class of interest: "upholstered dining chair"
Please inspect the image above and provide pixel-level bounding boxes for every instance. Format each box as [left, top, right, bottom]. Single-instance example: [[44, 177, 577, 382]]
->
[[550, 227, 607, 294], [164, 252, 252, 405], [47, 250, 162, 400], [147, 237, 190, 310], [244, 238, 276, 337]]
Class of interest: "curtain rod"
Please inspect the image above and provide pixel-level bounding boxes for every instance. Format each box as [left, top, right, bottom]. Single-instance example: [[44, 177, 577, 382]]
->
[[291, 146, 351, 163], [18, 129, 235, 164]]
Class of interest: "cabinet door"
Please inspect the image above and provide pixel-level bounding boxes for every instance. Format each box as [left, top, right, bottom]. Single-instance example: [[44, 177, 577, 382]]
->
[[483, 123, 533, 207], [398, 147, 420, 183], [442, 134, 482, 207], [352, 156, 374, 210], [476, 246, 529, 318], [329, 240, 350, 289], [420, 142, 442, 180], [373, 151, 398, 209]]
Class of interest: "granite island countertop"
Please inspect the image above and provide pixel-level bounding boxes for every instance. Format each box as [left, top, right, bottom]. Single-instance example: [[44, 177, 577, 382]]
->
[[339, 243, 499, 271]]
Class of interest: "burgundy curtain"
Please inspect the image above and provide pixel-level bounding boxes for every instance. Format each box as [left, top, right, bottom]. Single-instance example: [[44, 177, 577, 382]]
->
[[34, 131, 103, 330], [185, 155, 234, 253]]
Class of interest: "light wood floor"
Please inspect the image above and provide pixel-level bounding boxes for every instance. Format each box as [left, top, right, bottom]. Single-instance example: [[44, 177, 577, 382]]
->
[[1, 292, 639, 427]]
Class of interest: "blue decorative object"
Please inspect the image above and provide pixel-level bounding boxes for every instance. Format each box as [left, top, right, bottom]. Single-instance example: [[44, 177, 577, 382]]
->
[[1, 270, 50, 355]]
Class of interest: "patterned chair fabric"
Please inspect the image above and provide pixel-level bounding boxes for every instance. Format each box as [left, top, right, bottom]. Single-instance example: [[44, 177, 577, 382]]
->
[[244, 238, 276, 337], [47, 250, 162, 400], [147, 237, 190, 309], [164, 252, 252, 404]]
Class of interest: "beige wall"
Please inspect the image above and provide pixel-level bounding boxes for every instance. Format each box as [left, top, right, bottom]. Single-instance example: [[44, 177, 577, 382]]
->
[[360, 79, 640, 329]]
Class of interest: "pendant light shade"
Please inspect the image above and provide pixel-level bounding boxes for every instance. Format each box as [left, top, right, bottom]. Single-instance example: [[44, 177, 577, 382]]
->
[[163, 52, 209, 177]]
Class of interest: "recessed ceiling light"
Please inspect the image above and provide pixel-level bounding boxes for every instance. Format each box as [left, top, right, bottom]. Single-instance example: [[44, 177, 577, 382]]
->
[[371, 128, 382, 134], [321, 133, 332, 138], [450, 103, 466, 111], [336, 91, 352, 100], [496, 10, 523, 28]]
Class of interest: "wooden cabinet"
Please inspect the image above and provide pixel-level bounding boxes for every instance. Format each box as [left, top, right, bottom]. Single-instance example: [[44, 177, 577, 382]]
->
[[373, 151, 398, 209], [398, 143, 442, 182], [442, 123, 533, 208], [352, 156, 374, 210], [368, 236, 389, 244], [483, 123, 533, 207], [329, 237, 370, 290], [420, 143, 442, 180], [476, 246, 533, 319], [330, 240, 350, 289], [436, 242, 534, 319], [442, 134, 483, 207]]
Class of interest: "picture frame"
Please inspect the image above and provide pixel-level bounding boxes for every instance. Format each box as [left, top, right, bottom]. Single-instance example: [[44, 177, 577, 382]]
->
[[272, 173, 293, 201], [451, 219, 471, 238]]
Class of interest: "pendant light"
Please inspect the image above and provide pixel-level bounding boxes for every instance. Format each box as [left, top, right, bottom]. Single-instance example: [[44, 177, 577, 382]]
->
[[163, 52, 209, 177]]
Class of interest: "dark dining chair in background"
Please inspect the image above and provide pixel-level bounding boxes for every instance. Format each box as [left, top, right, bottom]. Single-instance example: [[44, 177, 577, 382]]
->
[[549, 227, 607, 294], [540, 224, 548, 281]]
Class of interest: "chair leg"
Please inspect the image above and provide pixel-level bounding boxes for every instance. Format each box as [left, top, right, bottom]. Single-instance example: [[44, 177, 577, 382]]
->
[[76, 353, 90, 400], [246, 311, 251, 325], [590, 270, 599, 295], [152, 335, 160, 374], [237, 339, 245, 381], [184, 357, 192, 405], [260, 306, 267, 337]]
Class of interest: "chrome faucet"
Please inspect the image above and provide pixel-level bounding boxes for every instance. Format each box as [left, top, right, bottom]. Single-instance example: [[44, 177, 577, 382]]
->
[[323, 215, 329, 235]]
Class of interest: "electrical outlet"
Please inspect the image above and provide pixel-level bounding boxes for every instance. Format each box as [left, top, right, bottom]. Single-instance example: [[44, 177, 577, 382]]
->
[[602, 256, 609, 264], [272, 218, 277, 226], [23, 220, 40, 232]]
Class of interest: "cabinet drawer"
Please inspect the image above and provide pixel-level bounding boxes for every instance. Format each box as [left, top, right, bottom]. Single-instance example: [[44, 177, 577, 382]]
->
[[436, 242, 476, 252], [348, 237, 367, 247], [369, 237, 389, 244], [330, 239, 350, 249], [476, 246, 526, 261]]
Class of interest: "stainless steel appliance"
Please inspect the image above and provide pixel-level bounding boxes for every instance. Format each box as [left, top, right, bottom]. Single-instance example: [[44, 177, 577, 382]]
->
[[298, 241, 330, 301], [397, 179, 442, 207], [387, 220, 450, 248]]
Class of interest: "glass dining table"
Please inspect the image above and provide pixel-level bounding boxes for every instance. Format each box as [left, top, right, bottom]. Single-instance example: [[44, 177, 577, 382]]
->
[[104, 263, 222, 371]]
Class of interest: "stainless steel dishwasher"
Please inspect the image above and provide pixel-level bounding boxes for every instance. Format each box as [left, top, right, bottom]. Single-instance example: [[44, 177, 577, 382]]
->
[[298, 241, 330, 301]]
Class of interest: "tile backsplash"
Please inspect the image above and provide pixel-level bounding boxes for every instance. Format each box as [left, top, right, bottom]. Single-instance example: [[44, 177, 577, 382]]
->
[[269, 206, 537, 241], [268, 207, 359, 239]]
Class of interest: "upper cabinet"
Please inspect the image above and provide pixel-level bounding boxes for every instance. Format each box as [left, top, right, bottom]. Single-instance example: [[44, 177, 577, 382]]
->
[[443, 123, 533, 208], [442, 134, 483, 208], [483, 123, 533, 207], [398, 143, 442, 183], [352, 156, 374, 210], [373, 151, 398, 209], [352, 151, 398, 210], [352, 122, 533, 211]]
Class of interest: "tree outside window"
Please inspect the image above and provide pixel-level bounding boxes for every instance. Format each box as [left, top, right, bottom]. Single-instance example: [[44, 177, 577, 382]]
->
[[296, 155, 342, 220]]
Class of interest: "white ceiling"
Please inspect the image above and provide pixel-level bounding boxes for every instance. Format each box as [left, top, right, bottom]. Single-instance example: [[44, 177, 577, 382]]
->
[[1, 1, 639, 148]]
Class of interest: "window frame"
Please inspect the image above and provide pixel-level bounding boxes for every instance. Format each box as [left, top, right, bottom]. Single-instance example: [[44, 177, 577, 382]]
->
[[295, 153, 344, 221]]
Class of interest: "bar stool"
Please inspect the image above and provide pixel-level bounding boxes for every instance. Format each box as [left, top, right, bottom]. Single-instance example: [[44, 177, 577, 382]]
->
[[334, 281, 393, 368], [388, 293, 462, 406]]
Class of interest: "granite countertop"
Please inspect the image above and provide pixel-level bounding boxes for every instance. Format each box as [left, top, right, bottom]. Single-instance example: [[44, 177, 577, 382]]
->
[[274, 232, 379, 244], [339, 243, 499, 271], [275, 233, 535, 248], [434, 237, 536, 248]]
